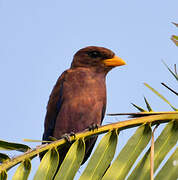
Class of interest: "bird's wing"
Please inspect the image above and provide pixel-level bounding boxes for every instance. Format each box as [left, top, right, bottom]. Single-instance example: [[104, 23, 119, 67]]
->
[[42, 71, 67, 141]]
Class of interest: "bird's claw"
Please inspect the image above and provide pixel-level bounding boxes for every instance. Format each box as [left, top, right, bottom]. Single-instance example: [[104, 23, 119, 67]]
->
[[61, 132, 76, 143], [88, 123, 99, 131], [69, 132, 76, 138]]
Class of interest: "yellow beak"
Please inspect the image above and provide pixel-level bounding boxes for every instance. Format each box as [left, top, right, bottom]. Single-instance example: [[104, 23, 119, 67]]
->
[[102, 56, 126, 67]]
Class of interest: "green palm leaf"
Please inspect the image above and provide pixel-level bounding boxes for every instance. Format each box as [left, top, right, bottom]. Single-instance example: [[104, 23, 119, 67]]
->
[[0, 113, 177, 179], [12, 159, 31, 180], [0, 60, 177, 179], [79, 130, 118, 180], [33, 148, 59, 180]]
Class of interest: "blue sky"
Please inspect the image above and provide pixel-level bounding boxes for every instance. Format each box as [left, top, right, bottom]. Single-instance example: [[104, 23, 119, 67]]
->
[[0, 0, 177, 179]]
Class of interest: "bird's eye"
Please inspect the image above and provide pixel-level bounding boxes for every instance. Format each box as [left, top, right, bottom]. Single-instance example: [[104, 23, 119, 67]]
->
[[87, 51, 101, 58]]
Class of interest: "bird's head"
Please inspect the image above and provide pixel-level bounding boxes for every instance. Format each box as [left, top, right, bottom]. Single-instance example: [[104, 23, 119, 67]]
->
[[71, 46, 126, 73]]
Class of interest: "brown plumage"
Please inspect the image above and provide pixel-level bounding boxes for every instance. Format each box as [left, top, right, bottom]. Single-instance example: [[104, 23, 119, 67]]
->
[[42, 46, 126, 166]]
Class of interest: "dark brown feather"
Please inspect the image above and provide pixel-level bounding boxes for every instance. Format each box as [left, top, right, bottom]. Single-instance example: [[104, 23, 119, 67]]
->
[[41, 46, 124, 169]]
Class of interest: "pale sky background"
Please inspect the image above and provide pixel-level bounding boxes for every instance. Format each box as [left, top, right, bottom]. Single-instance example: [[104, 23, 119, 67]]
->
[[0, 0, 177, 179]]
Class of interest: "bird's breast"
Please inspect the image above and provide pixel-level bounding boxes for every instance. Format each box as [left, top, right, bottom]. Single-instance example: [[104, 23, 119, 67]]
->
[[53, 69, 106, 138]]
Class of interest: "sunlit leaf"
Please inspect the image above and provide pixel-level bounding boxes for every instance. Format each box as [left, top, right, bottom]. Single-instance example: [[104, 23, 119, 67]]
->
[[103, 125, 151, 180], [80, 130, 118, 180], [155, 147, 178, 180], [144, 97, 153, 111], [171, 22, 178, 46], [0, 140, 30, 152], [162, 61, 178, 81], [172, 35, 178, 40], [128, 121, 178, 180], [34, 147, 59, 180], [54, 138, 85, 180], [12, 159, 31, 180], [23, 139, 51, 143], [144, 83, 177, 110], [0, 171, 7, 180], [131, 103, 147, 112], [0, 153, 10, 163]]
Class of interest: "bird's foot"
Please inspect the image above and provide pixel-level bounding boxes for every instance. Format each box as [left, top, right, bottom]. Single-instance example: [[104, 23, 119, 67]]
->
[[61, 132, 76, 143], [69, 132, 76, 138], [88, 123, 99, 131]]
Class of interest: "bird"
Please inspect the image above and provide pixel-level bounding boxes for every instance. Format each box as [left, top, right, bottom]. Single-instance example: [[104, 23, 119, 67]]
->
[[41, 46, 126, 167]]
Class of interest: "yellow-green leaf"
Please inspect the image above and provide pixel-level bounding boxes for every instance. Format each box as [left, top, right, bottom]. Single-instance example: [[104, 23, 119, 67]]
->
[[144, 97, 153, 111], [0, 171, 7, 180], [103, 125, 151, 180], [34, 147, 59, 180], [0, 154, 10, 163], [0, 140, 30, 152], [162, 61, 178, 81], [144, 83, 177, 110], [79, 130, 118, 180], [131, 103, 147, 112], [12, 159, 31, 180], [155, 147, 178, 180], [128, 120, 178, 180], [54, 139, 85, 180]]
